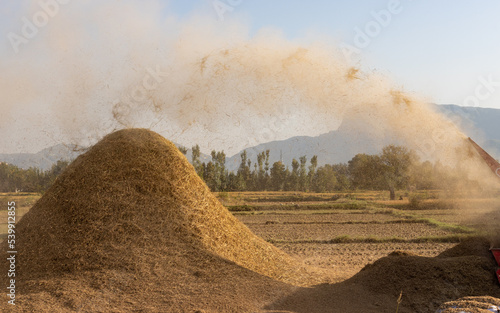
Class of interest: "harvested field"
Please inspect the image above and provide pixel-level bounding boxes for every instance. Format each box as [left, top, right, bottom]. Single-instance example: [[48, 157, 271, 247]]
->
[[0, 193, 39, 239], [416, 209, 499, 225], [420, 212, 479, 225], [235, 212, 402, 224], [276, 242, 457, 282], [247, 223, 456, 242]]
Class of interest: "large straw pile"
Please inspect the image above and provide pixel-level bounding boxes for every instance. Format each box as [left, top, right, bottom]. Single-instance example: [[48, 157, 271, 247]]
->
[[0, 128, 319, 312]]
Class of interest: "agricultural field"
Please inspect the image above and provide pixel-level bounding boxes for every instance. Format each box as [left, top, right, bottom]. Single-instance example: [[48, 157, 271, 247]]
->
[[1, 190, 499, 284], [0, 193, 39, 240], [218, 190, 500, 282]]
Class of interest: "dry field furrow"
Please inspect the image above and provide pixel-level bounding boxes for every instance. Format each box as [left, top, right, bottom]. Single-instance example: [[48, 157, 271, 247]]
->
[[247, 223, 453, 241], [276, 242, 456, 281], [236, 213, 401, 224]]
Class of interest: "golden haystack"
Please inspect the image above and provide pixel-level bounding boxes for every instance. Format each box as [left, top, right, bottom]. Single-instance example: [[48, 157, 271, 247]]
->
[[1, 128, 325, 312]]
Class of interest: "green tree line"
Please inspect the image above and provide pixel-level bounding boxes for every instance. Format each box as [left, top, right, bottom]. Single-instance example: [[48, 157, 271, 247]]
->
[[0, 160, 69, 193], [0, 144, 479, 195], [187, 144, 479, 196]]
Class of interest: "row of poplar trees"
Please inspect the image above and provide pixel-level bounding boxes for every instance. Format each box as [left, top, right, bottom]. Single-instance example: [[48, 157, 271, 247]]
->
[[183, 144, 416, 195], [184, 144, 477, 197]]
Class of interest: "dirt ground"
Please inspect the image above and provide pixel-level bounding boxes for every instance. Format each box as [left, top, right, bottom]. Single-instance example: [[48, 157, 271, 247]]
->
[[246, 222, 454, 241], [275, 241, 456, 282]]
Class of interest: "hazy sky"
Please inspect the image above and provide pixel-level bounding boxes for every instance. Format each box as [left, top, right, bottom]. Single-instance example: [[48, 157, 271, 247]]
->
[[1, 0, 499, 154], [170, 0, 500, 109]]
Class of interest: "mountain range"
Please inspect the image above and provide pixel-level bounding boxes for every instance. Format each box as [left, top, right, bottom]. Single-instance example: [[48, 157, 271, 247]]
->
[[0, 143, 212, 171], [2, 104, 499, 171], [0, 144, 82, 171], [225, 104, 500, 171]]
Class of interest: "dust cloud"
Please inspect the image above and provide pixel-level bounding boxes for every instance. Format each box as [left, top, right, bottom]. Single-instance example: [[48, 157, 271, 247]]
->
[[1, 0, 498, 189]]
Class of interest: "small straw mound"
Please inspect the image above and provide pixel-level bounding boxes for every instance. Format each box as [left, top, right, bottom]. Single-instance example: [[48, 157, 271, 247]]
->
[[437, 296, 500, 313], [349, 239, 500, 312], [268, 237, 500, 313]]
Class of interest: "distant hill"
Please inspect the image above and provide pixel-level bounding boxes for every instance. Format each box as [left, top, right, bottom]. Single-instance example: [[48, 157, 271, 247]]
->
[[225, 104, 500, 171], [435, 104, 500, 158], [2, 104, 499, 171], [225, 111, 401, 171], [0, 144, 83, 171], [0, 143, 211, 171]]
